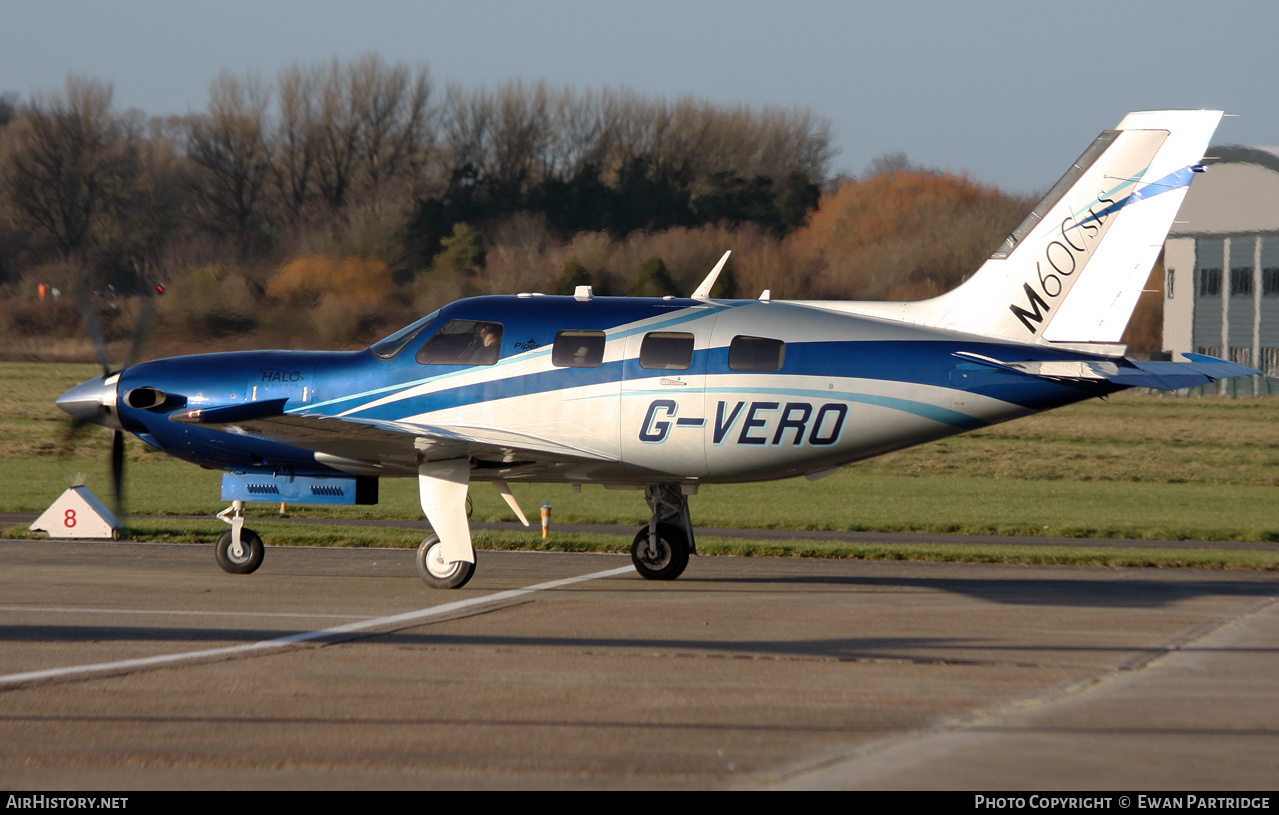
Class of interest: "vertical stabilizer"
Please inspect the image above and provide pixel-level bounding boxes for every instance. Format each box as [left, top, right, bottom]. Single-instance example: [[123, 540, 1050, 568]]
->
[[933, 110, 1221, 343], [799, 111, 1223, 345]]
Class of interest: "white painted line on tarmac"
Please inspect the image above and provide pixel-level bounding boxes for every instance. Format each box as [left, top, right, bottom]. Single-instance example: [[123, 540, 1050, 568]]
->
[[0, 565, 636, 688], [0, 606, 378, 620]]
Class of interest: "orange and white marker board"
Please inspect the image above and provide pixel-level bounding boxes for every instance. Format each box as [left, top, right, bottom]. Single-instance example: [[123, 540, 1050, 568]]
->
[[29, 486, 121, 539]]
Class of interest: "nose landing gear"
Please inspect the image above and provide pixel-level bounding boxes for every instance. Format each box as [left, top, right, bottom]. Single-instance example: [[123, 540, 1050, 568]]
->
[[214, 500, 264, 574]]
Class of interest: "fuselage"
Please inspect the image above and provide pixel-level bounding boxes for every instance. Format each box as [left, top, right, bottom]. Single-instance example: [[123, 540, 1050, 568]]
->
[[110, 294, 1121, 485]]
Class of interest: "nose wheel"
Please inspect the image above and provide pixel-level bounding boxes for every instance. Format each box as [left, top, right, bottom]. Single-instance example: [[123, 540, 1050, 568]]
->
[[216, 528, 264, 574], [214, 500, 264, 574]]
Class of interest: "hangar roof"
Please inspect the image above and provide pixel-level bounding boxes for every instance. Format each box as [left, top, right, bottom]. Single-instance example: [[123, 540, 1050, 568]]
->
[[1169, 145, 1279, 237]]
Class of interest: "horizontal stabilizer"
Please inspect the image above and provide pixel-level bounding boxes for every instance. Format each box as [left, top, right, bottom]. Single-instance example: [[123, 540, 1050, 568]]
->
[[953, 351, 1259, 390]]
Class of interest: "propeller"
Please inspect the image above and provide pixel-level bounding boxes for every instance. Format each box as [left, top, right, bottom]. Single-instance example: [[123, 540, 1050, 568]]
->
[[59, 287, 158, 519]]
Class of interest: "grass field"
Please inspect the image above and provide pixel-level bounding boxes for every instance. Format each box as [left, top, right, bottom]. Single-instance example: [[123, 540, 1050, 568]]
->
[[4, 361, 1278, 567]]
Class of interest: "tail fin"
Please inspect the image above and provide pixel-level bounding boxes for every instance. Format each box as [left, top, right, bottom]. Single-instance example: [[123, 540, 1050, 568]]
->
[[811, 111, 1222, 345]]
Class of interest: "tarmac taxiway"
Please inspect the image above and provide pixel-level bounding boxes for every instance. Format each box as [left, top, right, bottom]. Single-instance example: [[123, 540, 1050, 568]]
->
[[0, 538, 1275, 789]]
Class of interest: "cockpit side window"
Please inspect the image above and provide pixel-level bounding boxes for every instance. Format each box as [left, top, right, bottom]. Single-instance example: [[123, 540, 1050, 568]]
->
[[552, 330, 606, 367], [416, 320, 504, 366], [368, 310, 440, 360]]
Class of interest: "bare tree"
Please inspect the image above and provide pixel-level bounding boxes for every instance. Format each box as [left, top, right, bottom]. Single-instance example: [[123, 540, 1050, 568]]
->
[[274, 62, 322, 222], [864, 151, 913, 178], [305, 54, 437, 212], [440, 82, 493, 181], [587, 87, 834, 186], [544, 86, 608, 181], [185, 70, 275, 248], [311, 58, 361, 211], [488, 80, 548, 192], [595, 87, 650, 181], [348, 53, 435, 203], [0, 75, 133, 261], [76, 109, 193, 290], [0, 92, 18, 129]]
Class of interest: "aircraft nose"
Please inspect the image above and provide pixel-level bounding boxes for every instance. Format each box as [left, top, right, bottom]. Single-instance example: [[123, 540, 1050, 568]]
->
[[56, 374, 122, 430]]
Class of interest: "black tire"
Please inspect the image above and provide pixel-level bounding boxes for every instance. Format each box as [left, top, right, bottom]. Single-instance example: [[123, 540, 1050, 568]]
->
[[415, 533, 476, 589], [215, 528, 264, 574], [631, 523, 690, 581]]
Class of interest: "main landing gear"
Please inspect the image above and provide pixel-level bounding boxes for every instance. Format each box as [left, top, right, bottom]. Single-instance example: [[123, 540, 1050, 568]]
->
[[416, 532, 476, 589], [631, 484, 696, 581]]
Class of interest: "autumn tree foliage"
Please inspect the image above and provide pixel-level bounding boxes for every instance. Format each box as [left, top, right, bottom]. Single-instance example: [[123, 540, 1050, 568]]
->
[[267, 254, 394, 306], [266, 254, 397, 346], [788, 168, 1031, 301]]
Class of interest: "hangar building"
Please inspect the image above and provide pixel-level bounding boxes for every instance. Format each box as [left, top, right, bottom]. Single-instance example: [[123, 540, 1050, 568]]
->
[[1163, 145, 1279, 395]]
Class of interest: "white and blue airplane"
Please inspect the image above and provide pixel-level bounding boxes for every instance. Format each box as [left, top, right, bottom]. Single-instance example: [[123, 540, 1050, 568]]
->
[[56, 110, 1256, 588]]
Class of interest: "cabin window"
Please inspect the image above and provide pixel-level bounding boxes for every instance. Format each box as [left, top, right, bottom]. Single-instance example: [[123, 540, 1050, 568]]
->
[[729, 336, 785, 372], [639, 332, 694, 370], [1230, 267, 1254, 296], [416, 320, 504, 365], [552, 330, 605, 367], [1264, 268, 1279, 296], [1199, 268, 1221, 297], [369, 309, 439, 360]]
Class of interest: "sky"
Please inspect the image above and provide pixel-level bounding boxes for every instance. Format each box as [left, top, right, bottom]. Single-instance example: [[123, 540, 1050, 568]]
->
[[2, 0, 1276, 194]]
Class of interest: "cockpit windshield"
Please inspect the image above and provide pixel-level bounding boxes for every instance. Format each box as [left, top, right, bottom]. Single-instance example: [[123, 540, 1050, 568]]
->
[[368, 309, 440, 360]]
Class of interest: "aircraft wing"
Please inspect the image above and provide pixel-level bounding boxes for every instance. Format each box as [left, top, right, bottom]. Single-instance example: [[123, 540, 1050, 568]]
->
[[170, 400, 617, 475], [953, 351, 1260, 390]]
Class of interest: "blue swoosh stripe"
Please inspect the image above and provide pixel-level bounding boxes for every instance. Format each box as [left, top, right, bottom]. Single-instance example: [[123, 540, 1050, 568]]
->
[[336, 339, 1096, 424], [1071, 164, 1195, 229], [298, 305, 727, 415]]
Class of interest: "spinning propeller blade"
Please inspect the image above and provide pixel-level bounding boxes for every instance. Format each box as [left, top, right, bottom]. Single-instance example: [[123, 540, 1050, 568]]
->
[[110, 428, 125, 518], [64, 285, 158, 520]]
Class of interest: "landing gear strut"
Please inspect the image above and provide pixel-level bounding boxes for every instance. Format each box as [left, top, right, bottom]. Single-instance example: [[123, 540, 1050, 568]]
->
[[631, 484, 695, 580]]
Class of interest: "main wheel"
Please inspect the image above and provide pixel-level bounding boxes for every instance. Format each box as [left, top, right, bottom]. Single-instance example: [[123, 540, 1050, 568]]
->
[[631, 523, 689, 581], [416, 533, 476, 589], [215, 528, 264, 574]]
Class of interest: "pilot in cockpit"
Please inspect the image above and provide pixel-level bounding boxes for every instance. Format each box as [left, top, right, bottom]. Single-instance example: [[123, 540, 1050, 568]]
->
[[460, 322, 501, 364]]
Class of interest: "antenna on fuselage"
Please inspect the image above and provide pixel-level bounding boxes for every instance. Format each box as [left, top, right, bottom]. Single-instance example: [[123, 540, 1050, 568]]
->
[[691, 251, 731, 302]]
